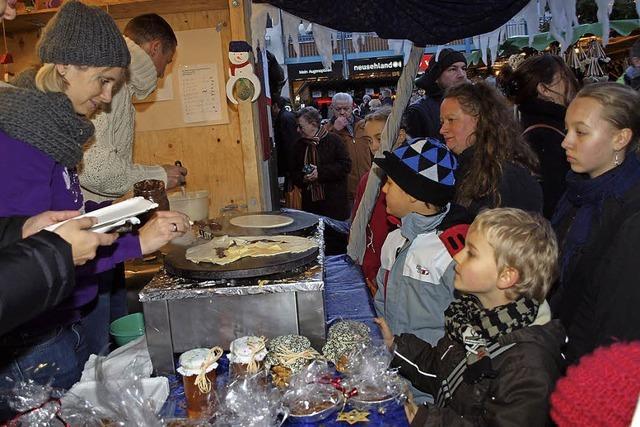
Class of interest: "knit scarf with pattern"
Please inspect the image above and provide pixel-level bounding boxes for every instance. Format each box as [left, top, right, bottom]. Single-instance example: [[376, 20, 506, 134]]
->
[[445, 294, 539, 345], [0, 87, 94, 168], [302, 126, 329, 202]]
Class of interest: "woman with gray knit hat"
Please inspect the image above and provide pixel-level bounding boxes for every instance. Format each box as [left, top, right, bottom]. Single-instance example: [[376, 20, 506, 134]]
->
[[0, 0, 190, 402]]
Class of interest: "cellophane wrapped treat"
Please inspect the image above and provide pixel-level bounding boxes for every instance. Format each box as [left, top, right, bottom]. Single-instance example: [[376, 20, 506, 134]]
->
[[211, 375, 286, 427], [60, 356, 165, 426], [322, 320, 371, 372], [341, 344, 409, 412], [265, 335, 321, 388], [1, 380, 68, 426], [283, 361, 343, 423]]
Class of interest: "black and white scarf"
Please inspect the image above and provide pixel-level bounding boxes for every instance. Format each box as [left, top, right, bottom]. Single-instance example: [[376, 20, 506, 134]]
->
[[445, 294, 539, 345]]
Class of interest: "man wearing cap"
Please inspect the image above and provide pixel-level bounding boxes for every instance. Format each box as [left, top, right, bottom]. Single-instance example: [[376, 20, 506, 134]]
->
[[404, 48, 468, 139], [618, 38, 640, 90]]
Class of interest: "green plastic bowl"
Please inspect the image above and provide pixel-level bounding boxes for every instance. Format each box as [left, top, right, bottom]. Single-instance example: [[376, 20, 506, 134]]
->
[[110, 312, 145, 347]]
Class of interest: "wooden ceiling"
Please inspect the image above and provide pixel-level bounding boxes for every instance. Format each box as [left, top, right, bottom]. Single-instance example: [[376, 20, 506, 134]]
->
[[4, 0, 229, 33]]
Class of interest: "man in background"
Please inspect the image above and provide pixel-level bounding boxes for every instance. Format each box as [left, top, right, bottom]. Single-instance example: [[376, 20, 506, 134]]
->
[[404, 48, 468, 139], [271, 95, 298, 201], [80, 13, 186, 203], [324, 92, 370, 206], [379, 88, 393, 106]]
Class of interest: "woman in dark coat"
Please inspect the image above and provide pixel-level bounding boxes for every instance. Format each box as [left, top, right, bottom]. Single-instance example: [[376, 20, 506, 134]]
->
[[500, 54, 578, 218], [552, 82, 640, 364], [292, 106, 352, 221], [440, 82, 542, 217]]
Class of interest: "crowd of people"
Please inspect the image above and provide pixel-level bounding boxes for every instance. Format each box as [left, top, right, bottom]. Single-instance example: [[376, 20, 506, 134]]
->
[[1, 0, 639, 423], [271, 41, 640, 425]]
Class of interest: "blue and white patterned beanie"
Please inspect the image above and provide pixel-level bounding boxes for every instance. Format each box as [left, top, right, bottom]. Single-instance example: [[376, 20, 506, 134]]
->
[[373, 137, 457, 206]]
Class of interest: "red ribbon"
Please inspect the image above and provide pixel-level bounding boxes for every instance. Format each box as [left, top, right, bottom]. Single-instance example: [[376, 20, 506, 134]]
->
[[320, 375, 358, 399], [8, 397, 70, 427]]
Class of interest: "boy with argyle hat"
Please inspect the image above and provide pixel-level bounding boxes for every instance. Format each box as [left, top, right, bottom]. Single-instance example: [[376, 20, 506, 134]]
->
[[372, 137, 471, 348]]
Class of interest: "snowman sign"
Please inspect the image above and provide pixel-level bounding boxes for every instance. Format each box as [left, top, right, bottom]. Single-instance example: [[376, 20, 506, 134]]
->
[[226, 41, 261, 104]]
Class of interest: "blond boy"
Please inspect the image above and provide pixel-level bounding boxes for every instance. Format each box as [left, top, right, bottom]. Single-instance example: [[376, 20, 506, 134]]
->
[[376, 208, 565, 426]]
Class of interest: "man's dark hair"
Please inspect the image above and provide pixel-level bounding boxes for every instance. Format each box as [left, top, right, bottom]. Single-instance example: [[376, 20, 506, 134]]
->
[[124, 14, 177, 53], [272, 94, 291, 110]]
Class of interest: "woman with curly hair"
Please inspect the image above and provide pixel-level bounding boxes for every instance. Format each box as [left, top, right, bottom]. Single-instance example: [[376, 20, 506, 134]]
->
[[440, 82, 542, 216]]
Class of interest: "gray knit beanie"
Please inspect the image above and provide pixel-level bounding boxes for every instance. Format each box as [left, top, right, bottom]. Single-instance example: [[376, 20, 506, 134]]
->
[[37, 1, 130, 68]]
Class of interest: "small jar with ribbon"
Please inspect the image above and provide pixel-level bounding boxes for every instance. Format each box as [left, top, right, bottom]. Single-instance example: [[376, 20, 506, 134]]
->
[[227, 336, 268, 378], [177, 346, 223, 419]]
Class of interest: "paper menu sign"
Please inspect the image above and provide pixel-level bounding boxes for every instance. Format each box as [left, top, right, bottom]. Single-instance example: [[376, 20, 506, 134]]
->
[[179, 63, 223, 123]]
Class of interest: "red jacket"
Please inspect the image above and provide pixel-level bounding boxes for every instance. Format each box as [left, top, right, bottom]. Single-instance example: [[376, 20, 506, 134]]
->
[[351, 171, 397, 295]]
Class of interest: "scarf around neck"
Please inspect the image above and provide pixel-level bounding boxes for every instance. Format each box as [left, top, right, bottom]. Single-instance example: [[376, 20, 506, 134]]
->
[[552, 155, 640, 282], [445, 294, 539, 345], [0, 87, 94, 168], [302, 126, 329, 202]]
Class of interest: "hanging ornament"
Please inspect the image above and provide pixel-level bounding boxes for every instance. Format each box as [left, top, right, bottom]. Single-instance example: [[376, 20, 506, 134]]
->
[[564, 44, 585, 72], [548, 44, 561, 56], [507, 53, 526, 70], [583, 57, 609, 84], [586, 38, 610, 63]]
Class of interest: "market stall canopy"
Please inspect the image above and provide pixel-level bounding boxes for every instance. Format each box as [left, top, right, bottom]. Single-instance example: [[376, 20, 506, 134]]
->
[[253, 0, 530, 46], [504, 19, 640, 52]]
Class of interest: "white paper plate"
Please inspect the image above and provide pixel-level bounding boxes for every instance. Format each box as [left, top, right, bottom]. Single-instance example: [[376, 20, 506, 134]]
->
[[230, 214, 294, 228], [44, 197, 158, 233]]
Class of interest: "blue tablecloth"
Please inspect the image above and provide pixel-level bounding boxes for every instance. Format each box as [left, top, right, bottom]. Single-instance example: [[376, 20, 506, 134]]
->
[[161, 255, 408, 426]]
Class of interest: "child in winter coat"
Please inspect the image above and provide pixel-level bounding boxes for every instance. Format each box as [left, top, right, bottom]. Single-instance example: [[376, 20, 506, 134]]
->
[[373, 137, 470, 346], [376, 208, 566, 426]]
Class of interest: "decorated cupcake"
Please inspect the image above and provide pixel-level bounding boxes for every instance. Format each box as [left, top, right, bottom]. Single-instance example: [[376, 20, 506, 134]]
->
[[265, 335, 320, 387], [322, 320, 371, 372], [227, 336, 268, 377]]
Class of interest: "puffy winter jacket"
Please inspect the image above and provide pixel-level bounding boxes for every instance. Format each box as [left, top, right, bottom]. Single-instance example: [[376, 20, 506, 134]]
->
[[392, 304, 565, 426]]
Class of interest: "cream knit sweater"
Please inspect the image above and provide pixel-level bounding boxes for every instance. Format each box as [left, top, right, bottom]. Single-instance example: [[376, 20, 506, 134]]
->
[[79, 37, 167, 203]]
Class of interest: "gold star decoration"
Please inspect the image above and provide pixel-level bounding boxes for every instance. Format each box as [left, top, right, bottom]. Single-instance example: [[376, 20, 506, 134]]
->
[[336, 409, 370, 424]]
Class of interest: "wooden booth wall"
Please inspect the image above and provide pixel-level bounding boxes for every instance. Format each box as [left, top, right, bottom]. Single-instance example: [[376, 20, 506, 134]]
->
[[4, 0, 266, 217]]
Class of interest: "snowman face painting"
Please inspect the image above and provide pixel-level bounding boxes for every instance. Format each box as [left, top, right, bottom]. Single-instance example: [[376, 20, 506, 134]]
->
[[229, 51, 249, 66], [226, 41, 261, 104]]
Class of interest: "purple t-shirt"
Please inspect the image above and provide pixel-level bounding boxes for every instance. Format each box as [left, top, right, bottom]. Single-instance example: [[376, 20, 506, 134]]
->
[[0, 131, 142, 330]]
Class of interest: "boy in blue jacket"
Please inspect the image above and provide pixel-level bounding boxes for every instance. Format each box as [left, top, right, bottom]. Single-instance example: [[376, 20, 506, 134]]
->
[[373, 137, 469, 346]]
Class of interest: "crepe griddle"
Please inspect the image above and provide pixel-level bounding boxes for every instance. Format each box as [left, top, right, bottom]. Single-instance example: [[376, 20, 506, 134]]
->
[[164, 239, 320, 280], [219, 210, 318, 237]]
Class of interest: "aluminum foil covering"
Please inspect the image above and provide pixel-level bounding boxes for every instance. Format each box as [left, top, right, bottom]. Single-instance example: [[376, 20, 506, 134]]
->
[[139, 220, 325, 302]]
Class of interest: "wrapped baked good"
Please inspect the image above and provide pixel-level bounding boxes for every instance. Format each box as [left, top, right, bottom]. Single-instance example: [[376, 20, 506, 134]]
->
[[227, 336, 267, 378], [283, 361, 343, 423], [265, 335, 321, 388], [211, 375, 286, 427], [322, 320, 371, 372], [342, 344, 409, 413]]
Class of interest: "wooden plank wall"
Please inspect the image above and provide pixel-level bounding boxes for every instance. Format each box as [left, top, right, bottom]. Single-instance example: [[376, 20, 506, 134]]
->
[[4, 0, 265, 218]]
